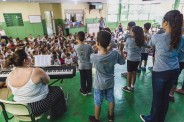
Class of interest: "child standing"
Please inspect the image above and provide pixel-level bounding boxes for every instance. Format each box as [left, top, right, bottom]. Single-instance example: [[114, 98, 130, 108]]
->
[[169, 33, 184, 101], [137, 22, 152, 72], [122, 26, 144, 92], [121, 21, 136, 78], [74, 31, 93, 96], [89, 30, 125, 122], [140, 10, 183, 122]]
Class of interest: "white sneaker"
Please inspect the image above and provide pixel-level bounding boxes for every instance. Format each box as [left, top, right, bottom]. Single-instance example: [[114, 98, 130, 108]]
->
[[140, 115, 146, 122]]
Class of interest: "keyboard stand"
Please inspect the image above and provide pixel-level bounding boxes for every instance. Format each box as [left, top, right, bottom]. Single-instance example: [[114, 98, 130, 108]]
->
[[49, 78, 64, 86]]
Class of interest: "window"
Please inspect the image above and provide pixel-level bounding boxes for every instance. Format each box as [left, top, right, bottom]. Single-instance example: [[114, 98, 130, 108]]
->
[[120, 3, 158, 21], [65, 9, 84, 27], [138, 14, 149, 20], [107, 15, 118, 22], [107, 0, 119, 22], [178, 3, 184, 14], [3, 13, 24, 27], [128, 14, 139, 20]]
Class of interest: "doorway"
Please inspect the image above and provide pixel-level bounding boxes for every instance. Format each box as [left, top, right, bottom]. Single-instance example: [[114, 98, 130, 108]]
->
[[44, 11, 56, 36]]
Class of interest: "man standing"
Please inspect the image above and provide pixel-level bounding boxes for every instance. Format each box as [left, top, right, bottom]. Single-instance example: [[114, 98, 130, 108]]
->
[[64, 19, 70, 36], [99, 17, 105, 31]]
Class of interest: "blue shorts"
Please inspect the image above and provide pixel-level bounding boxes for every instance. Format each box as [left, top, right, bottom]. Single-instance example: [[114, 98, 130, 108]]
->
[[94, 87, 114, 106]]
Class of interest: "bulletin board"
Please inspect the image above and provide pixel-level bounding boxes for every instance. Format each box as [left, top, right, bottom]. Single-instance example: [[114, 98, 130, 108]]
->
[[29, 15, 41, 23]]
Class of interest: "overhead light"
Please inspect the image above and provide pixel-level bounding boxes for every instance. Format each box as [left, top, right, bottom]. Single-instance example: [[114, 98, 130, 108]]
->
[[74, 1, 78, 4], [2, 0, 6, 1]]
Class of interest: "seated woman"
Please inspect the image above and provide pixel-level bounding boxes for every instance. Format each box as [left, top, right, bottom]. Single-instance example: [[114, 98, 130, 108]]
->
[[5, 49, 66, 120]]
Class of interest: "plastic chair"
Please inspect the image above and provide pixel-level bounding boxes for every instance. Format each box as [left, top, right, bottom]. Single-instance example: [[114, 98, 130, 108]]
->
[[0, 99, 43, 122]]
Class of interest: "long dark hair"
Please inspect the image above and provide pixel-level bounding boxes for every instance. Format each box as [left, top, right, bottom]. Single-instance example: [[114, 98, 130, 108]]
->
[[5, 49, 28, 67], [132, 26, 144, 47], [163, 10, 183, 49]]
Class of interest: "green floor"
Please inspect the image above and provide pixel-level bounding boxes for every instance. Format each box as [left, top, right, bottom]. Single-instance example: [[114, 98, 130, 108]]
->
[[0, 59, 184, 122]]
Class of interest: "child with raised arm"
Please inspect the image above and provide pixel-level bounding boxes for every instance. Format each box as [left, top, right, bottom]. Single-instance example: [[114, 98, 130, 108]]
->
[[89, 30, 125, 122]]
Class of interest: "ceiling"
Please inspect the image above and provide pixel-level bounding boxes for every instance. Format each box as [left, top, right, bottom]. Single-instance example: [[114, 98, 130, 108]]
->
[[0, 0, 108, 3], [1, 0, 183, 4]]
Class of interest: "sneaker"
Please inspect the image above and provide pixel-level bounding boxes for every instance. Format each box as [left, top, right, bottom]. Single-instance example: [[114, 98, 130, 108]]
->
[[140, 115, 146, 122], [148, 67, 153, 70], [122, 86, 132, 92], [141, 67, 146, 71], [80, 89, 87, 96], [137, 68, 141, 73], [88, 91, 92, 95], [108, 112, 114, 122], [89, 115, 100, 122], [175, 88, 184, 94], [169, 96, 175, 102], [121, 72, 127, 78]]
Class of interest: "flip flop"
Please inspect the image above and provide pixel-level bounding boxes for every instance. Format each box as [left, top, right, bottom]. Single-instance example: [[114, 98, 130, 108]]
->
[[175, 89, 184, 95]]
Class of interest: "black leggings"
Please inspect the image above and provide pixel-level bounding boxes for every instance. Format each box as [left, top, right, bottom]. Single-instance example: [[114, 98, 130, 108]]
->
[[174, 62, 184, 87]]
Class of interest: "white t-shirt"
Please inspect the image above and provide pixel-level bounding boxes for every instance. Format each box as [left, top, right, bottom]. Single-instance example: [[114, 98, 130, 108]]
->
[[54, 59, 61, 65], [65, 58, 73, 65], [65, 21, 70, 29], [5, 52, 13, 58], [70, 52, 77, 58], [28, 37, 35, 42], [0, 58, 5, 65], [61, 52, 66, 59], [28, 48, 34, 55], [0, 30, 6, 36]]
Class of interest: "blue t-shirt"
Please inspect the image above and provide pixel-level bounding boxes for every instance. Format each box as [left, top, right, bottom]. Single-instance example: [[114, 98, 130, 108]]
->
[[99, 20, 105, 28], [91, 50, 125, 90], [74, 44, 93, 69], [126, 37, 142, 61], [150, 32, 183, 71], [178, 36, 184, 62]]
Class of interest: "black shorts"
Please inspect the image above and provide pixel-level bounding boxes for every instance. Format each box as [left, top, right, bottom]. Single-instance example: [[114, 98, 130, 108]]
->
[[127, 60, 140, 72], [174, 62, 184, 85], [141, 53, 149, 61]]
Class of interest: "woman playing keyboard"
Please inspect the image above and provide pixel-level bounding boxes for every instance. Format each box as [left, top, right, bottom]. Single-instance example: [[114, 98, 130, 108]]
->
[[5, 48, 66, 120]]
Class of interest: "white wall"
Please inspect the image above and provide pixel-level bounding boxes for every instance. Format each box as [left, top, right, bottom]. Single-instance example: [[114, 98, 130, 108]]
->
[[0, 2, 41, 22]]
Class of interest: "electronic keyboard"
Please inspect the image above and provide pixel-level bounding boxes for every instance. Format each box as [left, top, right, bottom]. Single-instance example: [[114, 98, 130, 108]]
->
[[0, 66, 76, 84]]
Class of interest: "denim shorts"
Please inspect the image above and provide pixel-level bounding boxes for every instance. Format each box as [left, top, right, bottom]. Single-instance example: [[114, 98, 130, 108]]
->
[[94, 87, 114, 106]]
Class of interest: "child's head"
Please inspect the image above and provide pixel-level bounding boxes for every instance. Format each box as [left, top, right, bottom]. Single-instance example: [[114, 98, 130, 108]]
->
[[6, 48, 11, 53], [144, 23, 151, 32], [103, 27, 111, 33], [131, 26, 144, 47], [53, 55, 58, 60], [66, 53, 70, 58], [0, 54, 4, 59], [76, 31, 85, 42], [162, 10, 183, 49], [97, 30, 111, 49], [127, 21, 136, 30]]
